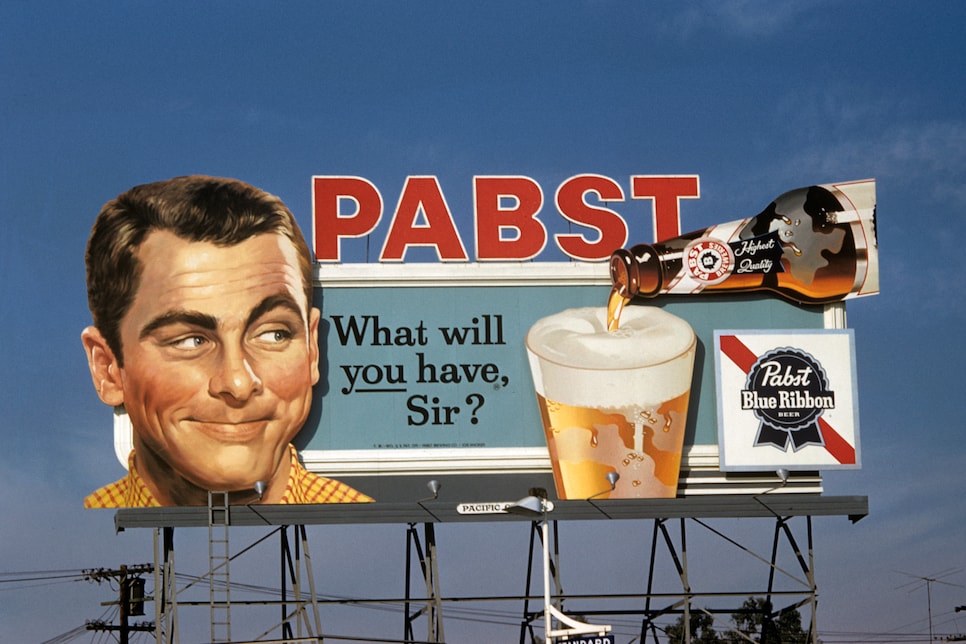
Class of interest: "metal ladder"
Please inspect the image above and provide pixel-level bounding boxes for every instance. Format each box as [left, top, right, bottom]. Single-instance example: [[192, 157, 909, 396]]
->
[[208, 491, 231, 643]]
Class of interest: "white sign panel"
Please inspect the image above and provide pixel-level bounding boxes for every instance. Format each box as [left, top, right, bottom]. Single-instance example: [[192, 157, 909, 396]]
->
[[714, 329, 861, 471], [455, 502, 514, 515]]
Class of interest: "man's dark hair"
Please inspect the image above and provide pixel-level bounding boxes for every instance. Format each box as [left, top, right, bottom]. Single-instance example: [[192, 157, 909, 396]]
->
[[85, 175, 313, 365]]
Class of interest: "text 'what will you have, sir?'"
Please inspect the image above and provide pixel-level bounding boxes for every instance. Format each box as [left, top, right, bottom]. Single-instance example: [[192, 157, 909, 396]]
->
[[331, 313, 509, 428]]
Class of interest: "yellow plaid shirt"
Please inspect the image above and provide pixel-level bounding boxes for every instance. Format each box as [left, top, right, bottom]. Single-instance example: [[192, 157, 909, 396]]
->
[[84, 444, 373, 508]]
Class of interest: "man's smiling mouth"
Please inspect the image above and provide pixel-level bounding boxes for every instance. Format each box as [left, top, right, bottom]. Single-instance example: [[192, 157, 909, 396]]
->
[[187, 418, 271, 442]]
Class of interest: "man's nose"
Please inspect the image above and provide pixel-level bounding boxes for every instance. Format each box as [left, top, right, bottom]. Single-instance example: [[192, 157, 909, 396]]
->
[[209, 346, 263, 403]]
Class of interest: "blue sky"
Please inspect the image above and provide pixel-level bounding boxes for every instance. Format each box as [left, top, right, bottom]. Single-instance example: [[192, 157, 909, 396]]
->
[[2, 1, 964, 641]]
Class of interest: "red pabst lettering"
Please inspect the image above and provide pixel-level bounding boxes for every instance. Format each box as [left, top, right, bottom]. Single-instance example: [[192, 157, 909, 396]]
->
[[313, 176, 383, 262], [474, 176, 546, 260], [312, 174, 699, 261], [555, 174, 628, 260], [631, 175, 700, 242], [380, 176, 468, 261]]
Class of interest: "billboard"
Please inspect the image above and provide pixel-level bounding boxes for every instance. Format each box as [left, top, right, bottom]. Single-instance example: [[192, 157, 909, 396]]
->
[[96, 174, 876, 506], [298, 175, 875, 501], [299, 265, 832, 502], [714, 329, 861, 471]]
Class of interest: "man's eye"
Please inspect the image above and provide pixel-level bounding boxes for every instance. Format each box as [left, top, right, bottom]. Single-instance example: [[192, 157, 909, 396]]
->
[[169, 335, 207, 350], [256, 329, 293, 344]]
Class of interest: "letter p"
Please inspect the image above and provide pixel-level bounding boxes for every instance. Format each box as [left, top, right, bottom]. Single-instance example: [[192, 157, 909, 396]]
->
[[313, 176, 383, 262]]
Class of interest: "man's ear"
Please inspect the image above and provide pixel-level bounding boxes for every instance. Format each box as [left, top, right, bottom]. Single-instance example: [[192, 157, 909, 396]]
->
[[81, 326, 125, 407], [308, 307, 321, 386]]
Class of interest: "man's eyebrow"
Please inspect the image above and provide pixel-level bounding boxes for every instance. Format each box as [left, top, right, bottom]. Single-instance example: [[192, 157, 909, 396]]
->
[[138, 295, 304, 341], [246, 294, 305, 329], [140, 310, 218, 340]]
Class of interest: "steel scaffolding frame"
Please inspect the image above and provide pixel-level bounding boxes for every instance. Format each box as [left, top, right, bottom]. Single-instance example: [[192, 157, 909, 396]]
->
[[150, 524, 325, 643], [123, 495, 863, 643], [516, 514, 819, 644]]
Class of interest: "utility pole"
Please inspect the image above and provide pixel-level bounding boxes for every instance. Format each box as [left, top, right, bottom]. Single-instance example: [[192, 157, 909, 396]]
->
[[85, 564, 154, 643], [896, 569, 964, 643]]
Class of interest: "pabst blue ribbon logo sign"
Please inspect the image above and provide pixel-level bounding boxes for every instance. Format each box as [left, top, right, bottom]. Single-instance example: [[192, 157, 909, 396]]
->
[[742, 348, 834, 451], [714, 330, 860, 471]]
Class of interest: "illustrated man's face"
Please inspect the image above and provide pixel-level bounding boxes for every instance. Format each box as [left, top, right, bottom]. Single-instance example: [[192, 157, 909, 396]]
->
[[106, 230, 319, 493]]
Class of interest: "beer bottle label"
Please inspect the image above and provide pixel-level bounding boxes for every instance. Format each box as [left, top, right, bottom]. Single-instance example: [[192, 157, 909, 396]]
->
[[677, 230, 785, 291]]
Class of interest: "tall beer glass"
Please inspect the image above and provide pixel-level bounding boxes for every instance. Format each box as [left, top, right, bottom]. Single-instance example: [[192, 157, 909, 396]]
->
[[526, 306, 696, 499]]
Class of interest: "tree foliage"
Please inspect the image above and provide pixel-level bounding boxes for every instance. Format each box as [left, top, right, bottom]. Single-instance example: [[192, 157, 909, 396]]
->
[[665, 597, 808, 644], [666, 610, 722, 644], [726, 596, 808, 644]]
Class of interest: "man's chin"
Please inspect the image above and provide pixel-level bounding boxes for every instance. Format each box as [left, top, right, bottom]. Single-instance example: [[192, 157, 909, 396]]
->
[[185, 455, 280, 494]]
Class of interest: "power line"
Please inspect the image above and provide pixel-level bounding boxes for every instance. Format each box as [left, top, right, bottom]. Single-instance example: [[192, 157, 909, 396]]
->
[[0, 569, 87, 583], [0, 568, 87, 577]]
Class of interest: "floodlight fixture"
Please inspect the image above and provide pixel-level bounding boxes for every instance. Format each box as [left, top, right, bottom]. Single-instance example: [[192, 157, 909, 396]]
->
[[506, 495, 547, 518], [416, 479, 445, 521], [606, 471, 620, 489]]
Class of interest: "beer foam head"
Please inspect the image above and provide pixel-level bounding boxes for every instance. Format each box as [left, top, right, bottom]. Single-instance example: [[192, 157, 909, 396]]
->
[[526, 306, 695, 407], [527, 306, 694, 368]]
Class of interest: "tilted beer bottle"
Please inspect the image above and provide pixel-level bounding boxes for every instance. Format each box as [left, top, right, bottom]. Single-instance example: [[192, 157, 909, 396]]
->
[[610, 179, 878, 305]]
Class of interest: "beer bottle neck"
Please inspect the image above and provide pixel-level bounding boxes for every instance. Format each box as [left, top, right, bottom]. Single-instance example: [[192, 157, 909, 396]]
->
[[610, 244, 663, 298]]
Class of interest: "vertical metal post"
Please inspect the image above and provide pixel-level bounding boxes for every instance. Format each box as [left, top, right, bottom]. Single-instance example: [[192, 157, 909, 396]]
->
[[404, 524, 415, 641], [807, 516, 818, 644], [640, 519, 661, 644], [276, 525, 323, 639], [154, 529, 163, 644], [294, 528, 303, 639], [281, 526, 291, 640], [679, 519, 691, 644], [161, 526, 178, 644], [550, 520, 564, 607], [519, 520, 540, 644], [298, 525, 324, 637], [541, 516, 552, 643], [403, 523, 445, 643], [423, 523, 444, 642], [767, 517, 782, 604]]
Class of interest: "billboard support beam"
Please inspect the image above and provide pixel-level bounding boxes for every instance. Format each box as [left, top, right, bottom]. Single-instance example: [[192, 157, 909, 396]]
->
[[273, 525, 326, 640], [153, 526, 178, 644], [115, 495, 868, 529], [807, 517, 818, 644], [404, 523, 444, 643]]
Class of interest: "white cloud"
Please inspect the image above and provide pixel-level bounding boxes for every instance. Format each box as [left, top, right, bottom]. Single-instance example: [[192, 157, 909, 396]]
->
[[664, 0, 825, 40], [777, 114, 966, 206]]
